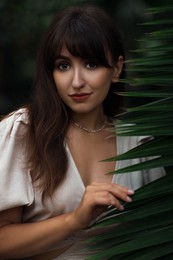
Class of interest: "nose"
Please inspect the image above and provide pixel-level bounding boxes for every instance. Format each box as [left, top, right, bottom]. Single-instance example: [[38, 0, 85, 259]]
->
[[71, 67, 84, 89]]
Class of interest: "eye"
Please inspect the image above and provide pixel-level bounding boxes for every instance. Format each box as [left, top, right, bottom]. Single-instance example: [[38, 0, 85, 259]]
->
[[86, 61, 98, 69], [56, 61, 70, 71]]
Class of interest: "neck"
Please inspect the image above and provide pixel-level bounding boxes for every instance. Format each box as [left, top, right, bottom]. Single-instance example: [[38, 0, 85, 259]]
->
[[70, 116, 108, 133], [70, 110, 106, 131]]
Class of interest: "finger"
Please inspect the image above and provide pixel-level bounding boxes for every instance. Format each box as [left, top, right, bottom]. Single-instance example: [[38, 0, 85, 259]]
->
[[110, 183, 134, 195], [110, 187, 133, 203], [88, 183, 134, 203], [92, 191, 125, 211], [91, 182, 134, 194]]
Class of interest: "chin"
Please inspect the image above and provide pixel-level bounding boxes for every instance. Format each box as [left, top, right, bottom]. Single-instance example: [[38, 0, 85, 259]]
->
[[70, 109, 90, 115], [69, 105, 92, 114]]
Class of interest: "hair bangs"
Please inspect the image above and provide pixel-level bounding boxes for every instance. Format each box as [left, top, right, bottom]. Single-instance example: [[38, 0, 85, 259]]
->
[[54, 18, 112, 68]]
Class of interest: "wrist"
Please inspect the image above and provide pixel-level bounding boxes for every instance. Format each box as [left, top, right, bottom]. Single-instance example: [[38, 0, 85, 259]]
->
[[64, 212, 85, 232]]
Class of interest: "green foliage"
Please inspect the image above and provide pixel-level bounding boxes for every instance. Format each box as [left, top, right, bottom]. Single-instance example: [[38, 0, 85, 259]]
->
[[87, 3, 173, 259]]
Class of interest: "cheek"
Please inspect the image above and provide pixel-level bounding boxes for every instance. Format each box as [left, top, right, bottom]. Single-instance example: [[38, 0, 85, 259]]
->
[[53, 73, 60, 86], [94, 70, 113, 86], [53, 74, 67, 93], [97, 72, 114, 99], [94, 73, 113, 94]]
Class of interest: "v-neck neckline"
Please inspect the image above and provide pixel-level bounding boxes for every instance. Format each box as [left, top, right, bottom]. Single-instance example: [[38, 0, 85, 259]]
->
[[66, 144, 85, 189], [65, 140, 118, 188]]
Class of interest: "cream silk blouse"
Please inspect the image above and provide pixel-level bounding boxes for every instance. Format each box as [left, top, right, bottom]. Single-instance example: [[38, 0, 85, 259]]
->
[[0, 109, 165, 259]]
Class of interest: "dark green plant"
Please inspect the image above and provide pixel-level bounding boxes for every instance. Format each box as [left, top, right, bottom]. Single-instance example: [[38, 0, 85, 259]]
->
[[87, 4, 173, 259]]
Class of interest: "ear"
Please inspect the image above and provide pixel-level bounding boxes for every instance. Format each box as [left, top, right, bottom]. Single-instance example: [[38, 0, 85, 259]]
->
[[112, 55, 124, 83]]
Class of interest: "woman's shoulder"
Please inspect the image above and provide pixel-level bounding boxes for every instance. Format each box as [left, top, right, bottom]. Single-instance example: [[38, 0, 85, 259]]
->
[[116, 134, 153, 155], [111, 119, 152, 151], [0, 107, 29, 139], [0, 107, 34, 211], [1, 107, 29, 125]]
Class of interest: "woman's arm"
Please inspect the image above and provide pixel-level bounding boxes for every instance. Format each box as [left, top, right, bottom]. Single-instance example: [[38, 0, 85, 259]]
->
[[0, 182, 134, 259], [0, 207, 80, 259]]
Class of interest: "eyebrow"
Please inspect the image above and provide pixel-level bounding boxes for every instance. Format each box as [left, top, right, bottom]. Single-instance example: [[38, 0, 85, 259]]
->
[[55, 55, 70, 60]]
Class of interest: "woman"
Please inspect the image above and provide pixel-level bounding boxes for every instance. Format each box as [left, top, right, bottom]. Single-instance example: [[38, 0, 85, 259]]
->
[[0, 5, 165, 259]]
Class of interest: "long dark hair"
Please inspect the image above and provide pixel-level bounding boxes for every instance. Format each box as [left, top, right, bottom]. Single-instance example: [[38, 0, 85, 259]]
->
[[26, 5, 126, 200]]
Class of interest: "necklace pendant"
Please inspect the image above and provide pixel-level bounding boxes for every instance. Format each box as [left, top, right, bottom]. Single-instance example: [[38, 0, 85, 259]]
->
[[70, 118, 107, 133]]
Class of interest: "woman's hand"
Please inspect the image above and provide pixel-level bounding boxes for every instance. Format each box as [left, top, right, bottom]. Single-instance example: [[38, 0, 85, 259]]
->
[[71, 182, 134, 229], [0, 183, 134, 258]]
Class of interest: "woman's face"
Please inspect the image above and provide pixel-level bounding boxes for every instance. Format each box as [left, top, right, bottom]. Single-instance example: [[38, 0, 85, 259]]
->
[[53, 47, 123, 115]]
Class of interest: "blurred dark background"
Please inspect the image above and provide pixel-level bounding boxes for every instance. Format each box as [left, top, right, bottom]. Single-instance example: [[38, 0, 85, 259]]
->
[[0, 0, 168, 114]]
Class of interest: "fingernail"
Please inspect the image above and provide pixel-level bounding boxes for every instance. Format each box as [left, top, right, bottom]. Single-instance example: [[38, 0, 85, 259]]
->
[[119, 205, 124, 211], [126, 196, 132, 202], [128, 189, 134, 195]]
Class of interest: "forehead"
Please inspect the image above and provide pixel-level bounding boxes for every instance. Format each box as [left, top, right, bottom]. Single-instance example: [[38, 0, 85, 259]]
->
[[55, 43, 92, 59], [56, 42, 108, 57], [55, 45, 81, 60], [59, 46, 71, 56]]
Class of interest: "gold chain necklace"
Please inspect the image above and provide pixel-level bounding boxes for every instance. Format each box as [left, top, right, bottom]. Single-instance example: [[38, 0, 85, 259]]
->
[[70, 118, 107, 133]]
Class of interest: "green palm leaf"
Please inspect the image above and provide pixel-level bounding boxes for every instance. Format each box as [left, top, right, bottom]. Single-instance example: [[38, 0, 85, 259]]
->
[[103, 137, 173, 161], [87, 3, 173, 259], [87, 175, 173, 259]]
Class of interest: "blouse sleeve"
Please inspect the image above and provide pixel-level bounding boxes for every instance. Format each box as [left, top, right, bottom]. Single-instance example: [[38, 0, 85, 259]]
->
[[138, 136, 166, 185], [114, 135, 166, 190], [0, 110, 34, 211]]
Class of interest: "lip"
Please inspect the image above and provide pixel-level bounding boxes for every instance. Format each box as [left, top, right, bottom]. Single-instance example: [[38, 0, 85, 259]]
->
[[69, 93, 92, 102]]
